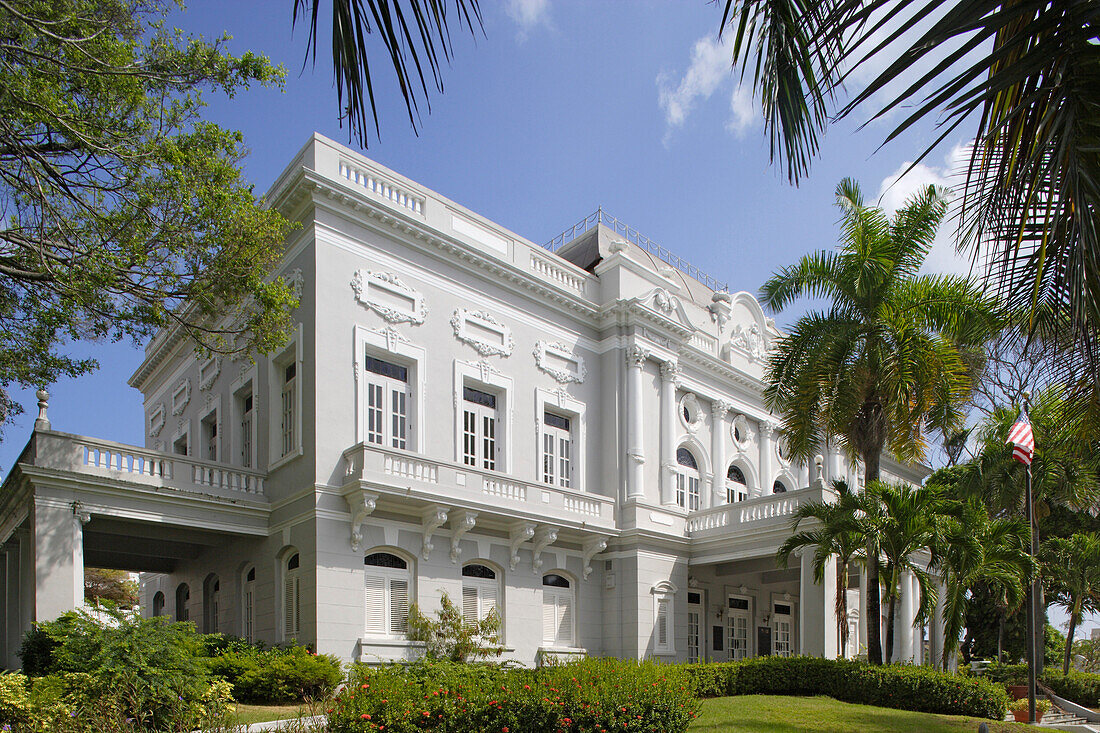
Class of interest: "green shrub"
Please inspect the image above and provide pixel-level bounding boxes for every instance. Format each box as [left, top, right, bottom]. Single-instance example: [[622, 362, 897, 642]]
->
[[982, 662, 1029, 685], [681, 657, 1008, 720], [327, 657, 700, 733], [1041, 671, 1100, 708], [208, 645, 343, 703]]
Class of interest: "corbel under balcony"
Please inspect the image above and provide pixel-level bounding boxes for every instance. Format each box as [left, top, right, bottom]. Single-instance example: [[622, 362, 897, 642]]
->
[[531, 525, 558, 573], [421, 504, 449, 560], [508, 521, 536, 571], [582, 536, 609, 580], [449, 509, 478, 563], [345, 489, 379, 551]]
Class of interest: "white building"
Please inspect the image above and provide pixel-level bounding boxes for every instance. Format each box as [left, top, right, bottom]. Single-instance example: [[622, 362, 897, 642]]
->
[[0, 134, 941, 669]]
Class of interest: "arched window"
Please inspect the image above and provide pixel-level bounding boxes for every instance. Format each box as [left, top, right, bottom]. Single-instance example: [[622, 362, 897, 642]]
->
[[175, 583, 190, 622], [284, 552, 301, 639], [203, 574, 220, 634], [726, 464, 748, 503], [772, 480, 787, 494], [242, 566, 256, 643], [675, 447, 701, 511], [541, 573, 575, 647], [461, 563, 500, 627], [152, 591, 165, 617], [364, 551, 411, 636]]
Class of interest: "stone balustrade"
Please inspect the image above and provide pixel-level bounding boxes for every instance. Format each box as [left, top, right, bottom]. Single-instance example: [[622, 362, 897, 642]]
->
[[685, 483, 831, 539]]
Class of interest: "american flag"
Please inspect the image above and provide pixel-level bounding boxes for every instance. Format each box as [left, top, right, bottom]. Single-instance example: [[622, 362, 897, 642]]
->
[[1007, 410, 1035, 466]]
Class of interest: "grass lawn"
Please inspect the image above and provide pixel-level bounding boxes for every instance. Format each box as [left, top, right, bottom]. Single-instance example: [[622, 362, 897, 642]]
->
[[689, 695, 1031, 733], [231, 703, 313, 726]]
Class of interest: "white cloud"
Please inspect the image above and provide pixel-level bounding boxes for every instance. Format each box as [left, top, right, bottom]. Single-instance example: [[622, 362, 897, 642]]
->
[[505, 0, 550, 41], [876, 142, 981, 279], [658, 34, 759, 144]]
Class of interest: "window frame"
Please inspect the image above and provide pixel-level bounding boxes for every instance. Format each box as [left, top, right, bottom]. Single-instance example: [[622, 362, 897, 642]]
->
[[771, 596, 797, 658], [651, 580, 676, 656], [282, 551, 302, 641], [726, 462, 750, 504], [461, 561, 503, 639], [355, 325, 426, 451], [231, 366, 258, 470], [727, 593, 753, 661], [541, 571, 577, 648], [674, 446, 702, 511], [454, 360, 512, 473], [198, 396, 221, 463], [363, 549, 414, 639], [535, 387, 586, 492], [242, 566, 256, 644], [269, 325, 303, 470], [171, 421, 191, 458]]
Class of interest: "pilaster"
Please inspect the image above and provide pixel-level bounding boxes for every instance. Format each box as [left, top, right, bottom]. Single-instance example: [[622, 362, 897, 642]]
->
[[659, 359, 680, 506], [624, 346, 649, 499], [710, 401, 731, 508]]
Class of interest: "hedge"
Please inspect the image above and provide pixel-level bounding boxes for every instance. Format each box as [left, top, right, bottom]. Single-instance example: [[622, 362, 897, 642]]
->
[[1040, 671, 1100, 708], [206, 644, 343, 703], [327, 657, 700, 733], [682, 657, 1008, 720]]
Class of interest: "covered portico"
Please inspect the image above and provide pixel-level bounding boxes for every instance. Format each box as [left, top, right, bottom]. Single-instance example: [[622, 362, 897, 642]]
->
[[0, 426, 269, 669]]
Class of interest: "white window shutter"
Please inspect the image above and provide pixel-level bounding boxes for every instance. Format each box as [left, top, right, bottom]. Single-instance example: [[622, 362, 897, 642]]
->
[[656, 598, 669, 647], [542, 594, 556, 644], [462, 584, 479, 624], [389, 578, 409, 634], [558, 593, 574, 646], [483, 583, 499, 621], [364, 573, 386, 634]]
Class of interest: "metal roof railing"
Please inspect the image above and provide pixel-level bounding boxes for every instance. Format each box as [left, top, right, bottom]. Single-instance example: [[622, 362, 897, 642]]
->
[[543, 207, 729, 293]]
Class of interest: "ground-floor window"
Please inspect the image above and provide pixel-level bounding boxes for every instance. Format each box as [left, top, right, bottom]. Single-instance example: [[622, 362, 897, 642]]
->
[[687, 591, 702, 663], [364, 551, 411, 636], [773, 602, 793, 657], [728, 596, 750, 660], [542, 573, 575, 647]]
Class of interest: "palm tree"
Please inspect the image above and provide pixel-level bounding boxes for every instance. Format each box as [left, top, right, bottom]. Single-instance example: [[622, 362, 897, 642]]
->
[[762, 178, 1000, 663], [720, 1, 1100, 381], [932, 500, 1034, 670], [1041, 532, 1100, 675], [863, 481, 942, 664], [776, 480, 865, 658]]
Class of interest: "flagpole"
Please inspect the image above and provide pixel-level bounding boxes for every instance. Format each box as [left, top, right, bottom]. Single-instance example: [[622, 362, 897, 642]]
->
[[1022, 391, 1037, 724]]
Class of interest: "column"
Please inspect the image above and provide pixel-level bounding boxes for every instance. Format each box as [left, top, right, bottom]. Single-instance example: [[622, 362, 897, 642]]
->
[[759, 421, 777, 496], [710, 401, 730, 508], [4, 541, 20, 670], [625, 346, 649, 499], [930, 577, 945, 669], [658, 360, 680, 506], [897, 571, 916, 662], [32, 500, 87, 622], [858, 563, 869, 655], [0, 547, 7, 669], [799, 550, 838, 657], [800, 460, 812, 490]]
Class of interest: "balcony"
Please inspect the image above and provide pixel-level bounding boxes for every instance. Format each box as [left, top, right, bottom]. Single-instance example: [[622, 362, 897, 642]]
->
[[341, 443, 616, 532], [21, 431, 267, 505], [685, 483, 832, 541]]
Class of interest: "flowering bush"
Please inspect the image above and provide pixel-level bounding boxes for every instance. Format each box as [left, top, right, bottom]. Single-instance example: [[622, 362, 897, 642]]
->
[[327, 657, 699, 733], [206, 644, 343, 703]]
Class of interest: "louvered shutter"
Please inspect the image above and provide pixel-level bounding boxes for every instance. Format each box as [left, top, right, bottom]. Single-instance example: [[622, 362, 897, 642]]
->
[[364, 573, 386, 633], [558, 592, 574, 646], [482, 583, 499, 621], [656, 598, 669, 648], [462, 584, 479, 624], [284, 576, 299, 637], [542, 593, 556, 644], [389, 578, 409, 634]]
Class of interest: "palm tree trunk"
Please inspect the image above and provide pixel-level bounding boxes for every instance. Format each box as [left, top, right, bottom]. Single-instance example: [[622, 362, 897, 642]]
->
[[865, 450, 883, 665], [837, 559, 849, 658], [885, 591, 897, 665], [1064, 602, 1080, 675], [997, 608, 1005, 663]]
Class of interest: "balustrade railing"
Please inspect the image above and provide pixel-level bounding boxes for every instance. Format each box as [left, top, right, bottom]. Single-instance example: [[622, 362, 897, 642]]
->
[[685, 484, 828, 536]]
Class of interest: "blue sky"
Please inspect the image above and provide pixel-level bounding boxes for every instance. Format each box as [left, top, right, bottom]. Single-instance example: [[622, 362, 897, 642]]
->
[[11, 0, 1076, 639]]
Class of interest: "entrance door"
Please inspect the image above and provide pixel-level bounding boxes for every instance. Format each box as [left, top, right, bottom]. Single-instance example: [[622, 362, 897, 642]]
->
[[773, 602, 794, 657], [727, 596, 751, 661], [687, 591, 702, 663]]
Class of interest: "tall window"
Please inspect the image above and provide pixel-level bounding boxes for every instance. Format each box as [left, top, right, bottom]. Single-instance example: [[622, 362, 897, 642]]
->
[[726, 465, 748, 503], [675, 448, 701, 511], [201, 411, 218, 462], [728, 596, 750, 661], [281, 362, 297, 458], [652, 584, 675, 655], [687, 591, 702, 663], [203, 575, 220, 633], [364, 355, 410, 449], [542, 412, 572, 488], [284, 552, 301, 639], [173, 432, 189, 457], [462, 386, 498, 470], [239, 390, 253, 468], [152, 591, 165, 617], [773, 603, 793, 657], [364, 552, 411, 636], [243, 567, 256, 643], [175, 583, 190, 622], [461, 563, 500, 626], [541, 573, 574, 647]]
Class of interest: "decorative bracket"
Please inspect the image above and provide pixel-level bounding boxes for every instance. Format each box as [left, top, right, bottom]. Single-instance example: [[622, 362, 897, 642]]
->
[[508, 521, 536, 571], [421, 504, 450, 560], [71, 502, 91, 526], [582, 536, 609, 580], [531, 525, 558, 573], [345, 490, 378, 551], [449, 510, 478, 564]]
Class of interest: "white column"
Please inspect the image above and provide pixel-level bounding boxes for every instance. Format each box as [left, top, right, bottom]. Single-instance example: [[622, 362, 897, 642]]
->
[[801, 460, 812, 490], [930, 577, 946, 669], [858, 563, 869, 654], [897, 571, 916, 662], [18, 529, 33, 640], [32, 500, 87, 622], [658, 360, 680, 506], [799, 550, 838, 657], [759, 422, 777, 496], [625, 346, 649, 499], [710, 401, 730, 508], [0, 547, 7, 669]]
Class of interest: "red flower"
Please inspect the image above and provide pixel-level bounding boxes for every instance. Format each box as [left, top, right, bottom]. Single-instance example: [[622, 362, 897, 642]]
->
[[361, 713, 372, 720]]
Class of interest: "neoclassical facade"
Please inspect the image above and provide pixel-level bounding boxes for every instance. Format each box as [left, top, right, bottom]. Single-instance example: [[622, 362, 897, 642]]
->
[[0, 134, 941, 669]]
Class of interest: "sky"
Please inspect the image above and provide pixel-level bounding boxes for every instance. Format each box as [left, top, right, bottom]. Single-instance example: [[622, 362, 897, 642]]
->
[[5, 1, 1085, 635]]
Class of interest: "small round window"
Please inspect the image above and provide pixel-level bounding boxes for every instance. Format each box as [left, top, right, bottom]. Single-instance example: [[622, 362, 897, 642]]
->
[[731, 414, 752, 450], [678, 393, 703, 432], [775, 436, 792, 465]]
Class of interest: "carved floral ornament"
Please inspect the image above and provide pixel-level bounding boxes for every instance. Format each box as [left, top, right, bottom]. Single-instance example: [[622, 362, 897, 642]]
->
[[148, 403, 166, 437], [729, 322, 767, 361], [679, 393, 703, 433], [731, 413, 756, 451], [284, 268, 305, 302], [451, 308, 514, 357], [198, 357, 221, 391], [170, 379, 191, 416], [351, 269, 428, 325], [533, 340, 587, 384]]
